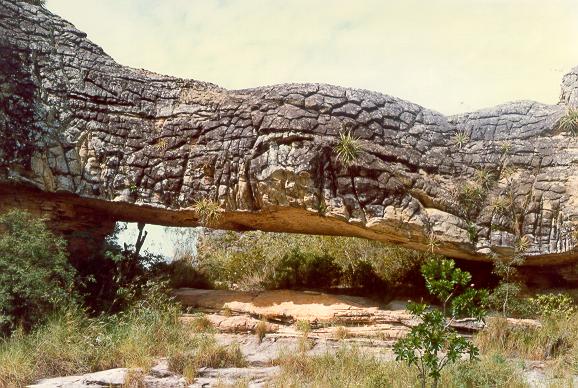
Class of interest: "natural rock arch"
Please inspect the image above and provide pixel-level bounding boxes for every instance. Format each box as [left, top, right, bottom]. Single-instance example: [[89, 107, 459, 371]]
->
[[1, 0, 577, 265]]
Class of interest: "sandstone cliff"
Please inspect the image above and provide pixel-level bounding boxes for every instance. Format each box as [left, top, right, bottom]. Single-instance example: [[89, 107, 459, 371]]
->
[[1, 0, 577, 264]]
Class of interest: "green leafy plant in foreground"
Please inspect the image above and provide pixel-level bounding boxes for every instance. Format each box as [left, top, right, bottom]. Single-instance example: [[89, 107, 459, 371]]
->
[[0, 209, 77, 335], [394, 258, 488, 388]]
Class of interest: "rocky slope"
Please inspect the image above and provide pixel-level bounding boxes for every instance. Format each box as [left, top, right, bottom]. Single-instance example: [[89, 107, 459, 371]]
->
[[1, 0, 577, 263]]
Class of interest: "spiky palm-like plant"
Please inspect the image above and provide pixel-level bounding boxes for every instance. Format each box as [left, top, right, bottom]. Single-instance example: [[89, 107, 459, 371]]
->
[[452, 131, 469, 149], [474, 168, 495, 190], [193, 198, 222, 226], [334, 131, 360, 166]]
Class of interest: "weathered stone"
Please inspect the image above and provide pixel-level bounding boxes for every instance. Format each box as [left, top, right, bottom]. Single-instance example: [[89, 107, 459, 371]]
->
[[0, 1, 577, 264]]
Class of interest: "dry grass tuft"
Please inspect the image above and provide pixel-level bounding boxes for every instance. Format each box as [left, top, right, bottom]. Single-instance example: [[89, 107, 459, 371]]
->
[[333, 326, 349, 340], [169, 336, 247, 380], [255, 320, 268, 343]]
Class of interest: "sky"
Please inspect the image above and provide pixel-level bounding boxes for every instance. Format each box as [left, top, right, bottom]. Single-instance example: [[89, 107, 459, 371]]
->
[[47, 0, 578, 115], [45, 0, 578, 256]]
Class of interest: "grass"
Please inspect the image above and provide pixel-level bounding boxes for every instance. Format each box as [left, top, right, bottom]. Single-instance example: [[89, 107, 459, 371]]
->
[[474, 168, 495, 189], [185, 313, 215, 333], [0, 288, 222, 387], [334, 131, 360, 167], [558, 108, 578, 135], [475, 314, 578, 371], [490, 195, 512, 216], [333, 326, 349, 340], [255, 320, 268, 343], [168, 336, 246, 381], [271, 346, 527, 388]]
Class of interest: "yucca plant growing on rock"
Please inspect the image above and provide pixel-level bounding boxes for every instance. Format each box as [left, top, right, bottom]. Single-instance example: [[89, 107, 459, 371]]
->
[[334, 131, 360, 166], [451, 131, 469, 149]]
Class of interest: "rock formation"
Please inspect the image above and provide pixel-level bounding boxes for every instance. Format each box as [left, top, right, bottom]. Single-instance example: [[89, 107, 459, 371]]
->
[[1, 0, 577, 264]]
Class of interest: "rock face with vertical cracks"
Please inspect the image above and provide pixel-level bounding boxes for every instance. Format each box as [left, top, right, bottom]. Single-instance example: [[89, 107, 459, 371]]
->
[[0, 0, 577, 265]]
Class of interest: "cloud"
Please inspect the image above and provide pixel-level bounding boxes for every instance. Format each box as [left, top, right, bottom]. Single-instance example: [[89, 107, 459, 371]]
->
[[47, 0, 578, 114]]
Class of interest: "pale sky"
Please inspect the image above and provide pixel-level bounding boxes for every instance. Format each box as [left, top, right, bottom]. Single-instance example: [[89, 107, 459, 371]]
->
[[45, 0, 578, 256], [47, 0, 578, 115]]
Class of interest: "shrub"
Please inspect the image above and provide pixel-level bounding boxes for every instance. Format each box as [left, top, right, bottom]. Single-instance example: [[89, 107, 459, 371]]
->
[[487, 283, 535, 318], [394, 258, 488, 388], [530, 293, 576, 319], [0, 209, 77, 335], [195, 230, 426, 293], [150, 256, 212, 289], [270, 250, 342, 289], [490, 244, 527, 318]]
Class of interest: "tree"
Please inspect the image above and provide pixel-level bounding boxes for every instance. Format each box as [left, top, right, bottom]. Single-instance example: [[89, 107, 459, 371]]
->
[[0, 209, 76, 334], [394, 257, 488, 388]]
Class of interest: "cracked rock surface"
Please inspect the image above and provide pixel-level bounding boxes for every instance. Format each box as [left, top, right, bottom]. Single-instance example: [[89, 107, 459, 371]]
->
[[0, 0, 577, 264]]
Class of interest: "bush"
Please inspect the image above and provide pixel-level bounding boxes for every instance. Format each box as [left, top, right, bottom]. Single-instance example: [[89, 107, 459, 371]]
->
[[195, 230, 426, 293], [270, 249, 341, 289], [73, 223, 167, 314], [530, 293, 576, 319], [0, 209, 77, 335]]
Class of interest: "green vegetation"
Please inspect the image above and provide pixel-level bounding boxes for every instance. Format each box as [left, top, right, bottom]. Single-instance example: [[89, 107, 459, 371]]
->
[[489, 237, 528, 318], [334, 131, 361, 166], [530, 293, 576, 319], [474, 168, 495, 190], [451, 130, 469, 149], [3, 208, 578, 386], [0, 210, 77, 335], [558, 108, 578, 135], [195, 230, 428, 292], [456, 181, 486, 219], [0, 285, 200, 386], [168, 337, 246, 383], [193, 197, 222, 226], [394, 258, 488, 388], [271, 347, 527, 388]]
